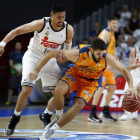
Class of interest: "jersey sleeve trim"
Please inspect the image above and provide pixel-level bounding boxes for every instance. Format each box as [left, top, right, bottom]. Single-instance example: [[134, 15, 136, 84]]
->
[[38, 18, 46, 33]]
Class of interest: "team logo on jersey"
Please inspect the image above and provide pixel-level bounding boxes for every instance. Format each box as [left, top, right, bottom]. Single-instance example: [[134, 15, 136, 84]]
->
[[41, 36, 61, 49], [97, 63, 101, 66], [0, 129, 139, 140], [82, 60, 86, 64], [45, 31, 49, 36]]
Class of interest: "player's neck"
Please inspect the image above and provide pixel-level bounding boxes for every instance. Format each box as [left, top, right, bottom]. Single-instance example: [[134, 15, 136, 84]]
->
[[108, 27, 114, 33]]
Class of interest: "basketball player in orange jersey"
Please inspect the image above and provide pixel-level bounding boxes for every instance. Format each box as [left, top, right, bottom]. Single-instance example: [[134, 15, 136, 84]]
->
[[88, 16, 118, 123], [119, 46, 140, 121], [0, 4, 74, 136], [29, 38, 136, 140]]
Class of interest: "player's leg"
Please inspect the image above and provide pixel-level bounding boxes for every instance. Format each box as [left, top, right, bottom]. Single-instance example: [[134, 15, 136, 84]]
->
[[99, 69, 117, 122], [131, 83, 140, 120], [88, 74, 104, 123], [119, 82, 131, 121], [41, 79, 97, 140], [39, 70, 61, 128], [88, 87, 104, 123], [5, 51, 37, 136]]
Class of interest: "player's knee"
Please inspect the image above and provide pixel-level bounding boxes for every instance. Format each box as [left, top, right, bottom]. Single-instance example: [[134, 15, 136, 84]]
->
[[55, 86, 67, 96], [21, 86, 32, 98], [73, 102, 85, 112]]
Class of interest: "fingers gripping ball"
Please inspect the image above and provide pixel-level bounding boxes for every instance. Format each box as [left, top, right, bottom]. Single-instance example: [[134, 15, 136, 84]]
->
[[122, 93, 140, 112]]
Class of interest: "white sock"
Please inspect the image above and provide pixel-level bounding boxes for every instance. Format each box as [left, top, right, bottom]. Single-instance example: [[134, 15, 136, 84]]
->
[[44, 108, 53, 115], [14, 110, 21, 116], [51, 123, 60, 132], [56, 110, 63, 117]]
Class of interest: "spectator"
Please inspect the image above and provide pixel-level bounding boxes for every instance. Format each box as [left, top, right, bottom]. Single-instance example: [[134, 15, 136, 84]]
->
[[120, 36, 134, 68], [121, 4, 131, 27], [132, 21, 140, 42], [114, 9, 126, 32], [126, 9, 139, 35], [89, 22, 101, 43], [5, 41, 24, 105], [116, 26, 130, 42], [115, 34, 126, 60]]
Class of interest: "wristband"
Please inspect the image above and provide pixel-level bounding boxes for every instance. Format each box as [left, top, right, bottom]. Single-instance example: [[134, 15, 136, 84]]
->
[[0, 41, 6, 47]]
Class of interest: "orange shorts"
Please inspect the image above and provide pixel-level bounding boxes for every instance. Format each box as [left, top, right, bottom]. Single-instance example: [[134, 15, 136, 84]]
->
[[61, 68, 98, 105], [98, 68, 116, 87]]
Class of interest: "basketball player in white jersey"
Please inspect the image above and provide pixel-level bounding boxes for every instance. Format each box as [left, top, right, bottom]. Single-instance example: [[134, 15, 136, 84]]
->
[[119, 46, 140, 121], [0, 4, 74, 135]]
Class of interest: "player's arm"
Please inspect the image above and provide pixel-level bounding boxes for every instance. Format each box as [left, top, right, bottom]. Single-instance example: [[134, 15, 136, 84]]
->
[[99, 31, 110, 44], [56, 24, 74, 63], [29, 49, 79, 80], [129, 48, 140, 70], [106, 53, 136, 97], [0, 19, 44, 56]]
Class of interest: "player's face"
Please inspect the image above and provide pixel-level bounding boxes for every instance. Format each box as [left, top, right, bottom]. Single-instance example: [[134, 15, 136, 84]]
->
[[52, 12, 66, 27], [108, 20, 118, 31], [91, 49, 105, 63]]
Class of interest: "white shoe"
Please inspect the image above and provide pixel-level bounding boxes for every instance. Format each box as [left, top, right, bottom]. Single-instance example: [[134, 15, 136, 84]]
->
[[131, 111, 138, 121], [119, 111, 131, 121], [45, 115, 60, 131], [40, 126, 54, 140]]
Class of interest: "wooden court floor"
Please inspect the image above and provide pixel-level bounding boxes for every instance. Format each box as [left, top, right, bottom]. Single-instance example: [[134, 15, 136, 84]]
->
[[0, 105, 140, 140]]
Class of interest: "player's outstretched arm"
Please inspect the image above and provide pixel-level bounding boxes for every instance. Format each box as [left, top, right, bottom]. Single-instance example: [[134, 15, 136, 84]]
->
[[29, 49, 79, 80], [106, 53, 136, 97], [0, 19, 44, 56]]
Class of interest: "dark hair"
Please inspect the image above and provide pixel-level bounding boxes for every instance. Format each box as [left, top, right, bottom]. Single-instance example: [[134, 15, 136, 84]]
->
[[51, 4, 66, 14], [108, 16, 118, 22], [90, 38, 106, 50]]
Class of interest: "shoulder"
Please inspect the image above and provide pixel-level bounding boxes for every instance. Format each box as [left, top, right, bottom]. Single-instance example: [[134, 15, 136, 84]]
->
[[67, 24, 74, 33]]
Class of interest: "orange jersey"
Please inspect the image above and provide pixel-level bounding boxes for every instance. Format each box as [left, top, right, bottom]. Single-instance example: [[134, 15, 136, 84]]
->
[[98, 27, 116, 55], [67, 45, 107, 80]]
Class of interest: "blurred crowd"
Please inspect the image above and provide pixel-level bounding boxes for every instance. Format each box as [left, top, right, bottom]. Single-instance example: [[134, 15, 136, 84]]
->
[[77, 4, 140, 76]]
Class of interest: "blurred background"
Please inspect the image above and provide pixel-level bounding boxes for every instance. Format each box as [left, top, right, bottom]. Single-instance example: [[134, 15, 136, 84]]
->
[[0, 0, 140, 110]]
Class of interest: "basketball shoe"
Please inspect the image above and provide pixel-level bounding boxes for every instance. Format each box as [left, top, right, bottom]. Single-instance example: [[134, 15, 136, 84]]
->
[[5, 114, 20, 136], [40, 125, 54, 140], [99, 110, 117, 122], [45, 115, 60, 131], [119, 110, 131, 121], [39, 112, 52, 128], [131, 111, 138, 121], [88, 112, 102, 123]]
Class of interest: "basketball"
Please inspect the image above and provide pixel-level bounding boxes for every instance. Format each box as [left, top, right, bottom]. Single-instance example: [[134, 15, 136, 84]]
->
[[122, 93, 140, 112]]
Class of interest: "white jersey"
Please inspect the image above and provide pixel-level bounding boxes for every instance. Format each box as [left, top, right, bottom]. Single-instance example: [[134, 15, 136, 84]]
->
[[27, 17, 68, 61], [130, 46, 140, 76]]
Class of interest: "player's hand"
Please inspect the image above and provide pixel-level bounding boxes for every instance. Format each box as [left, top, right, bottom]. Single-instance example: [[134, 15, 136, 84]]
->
[[0, 46, 4, 56], [29, 70, 38, 80], [125, 87, 138, 99], [56, 50, 67, 63]]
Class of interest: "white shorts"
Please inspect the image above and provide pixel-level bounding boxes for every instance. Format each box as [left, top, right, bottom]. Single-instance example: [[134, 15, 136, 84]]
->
[[21, 50, 61, 91], [124, 74, 140, 93]]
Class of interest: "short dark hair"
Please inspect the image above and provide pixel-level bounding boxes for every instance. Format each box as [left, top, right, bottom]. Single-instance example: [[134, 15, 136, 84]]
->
[[108, 16, 118, 22], [51, 4, 66, 14], [90, 38, 106, 50]]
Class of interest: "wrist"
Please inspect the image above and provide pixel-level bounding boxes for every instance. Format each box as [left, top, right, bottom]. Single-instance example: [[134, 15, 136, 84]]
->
[[0, 41, 6, 48]]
